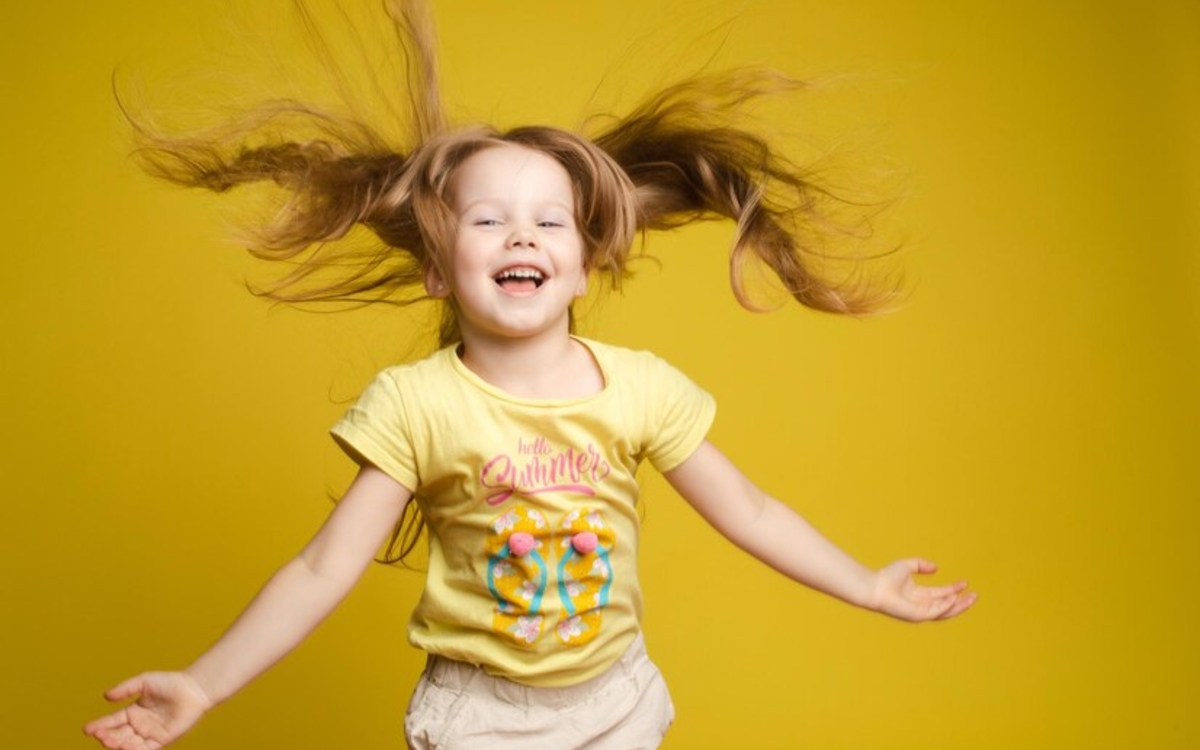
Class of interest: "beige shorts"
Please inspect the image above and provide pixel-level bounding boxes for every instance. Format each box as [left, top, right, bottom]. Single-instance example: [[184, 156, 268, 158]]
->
[[404, 633, 674, 750]]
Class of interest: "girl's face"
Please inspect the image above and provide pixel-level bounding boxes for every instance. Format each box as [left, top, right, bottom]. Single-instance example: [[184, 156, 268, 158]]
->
[[429, 144, 588, 346]]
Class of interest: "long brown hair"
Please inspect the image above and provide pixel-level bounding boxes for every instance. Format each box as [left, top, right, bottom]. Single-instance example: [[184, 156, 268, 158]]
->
[[122, 0, 895, 563]]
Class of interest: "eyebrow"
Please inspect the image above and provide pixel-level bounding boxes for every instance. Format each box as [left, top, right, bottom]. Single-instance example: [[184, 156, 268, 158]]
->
[[456, 198, 575, 213]]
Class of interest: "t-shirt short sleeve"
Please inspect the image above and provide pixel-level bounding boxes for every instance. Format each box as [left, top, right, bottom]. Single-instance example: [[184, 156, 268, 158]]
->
[[638, 353, 717, 472], [330, 369, 419, 491]]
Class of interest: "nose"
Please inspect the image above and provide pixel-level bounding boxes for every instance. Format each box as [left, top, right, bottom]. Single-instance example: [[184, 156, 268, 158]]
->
[[505, 226, 537, 249]]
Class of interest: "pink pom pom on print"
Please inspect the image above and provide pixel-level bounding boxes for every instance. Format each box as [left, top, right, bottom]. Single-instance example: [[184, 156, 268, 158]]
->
[[571, 531, 599, 555], [507, 532, 536, 557]]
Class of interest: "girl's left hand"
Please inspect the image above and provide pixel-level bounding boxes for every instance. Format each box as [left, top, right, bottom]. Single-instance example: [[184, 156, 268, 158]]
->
[[84, 671, 212, 749], [872, 559, 976, 622]]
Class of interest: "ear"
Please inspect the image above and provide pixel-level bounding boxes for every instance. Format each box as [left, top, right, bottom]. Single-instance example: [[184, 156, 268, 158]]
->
[[575, 252, 591, 298], [425, 264, 451, 299]]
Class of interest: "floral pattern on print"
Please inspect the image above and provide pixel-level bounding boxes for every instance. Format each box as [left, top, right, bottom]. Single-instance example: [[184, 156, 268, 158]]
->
[[510, 616, 544, 644], [557, 615, 588, 642], [563, 579, 585, 598], [516, 580, 540, 602], [492, 510, 518, 534]]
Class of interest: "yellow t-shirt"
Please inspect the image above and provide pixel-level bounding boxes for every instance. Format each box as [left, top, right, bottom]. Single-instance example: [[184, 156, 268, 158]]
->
[[331, 338, 715, 686]]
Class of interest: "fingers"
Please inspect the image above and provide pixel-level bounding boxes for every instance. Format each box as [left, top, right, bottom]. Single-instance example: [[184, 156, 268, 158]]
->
[[908, 558, 939, 576], [85, 705, 165, 750], [913, 587, 976, 621], [87, 720, 156, 750], [105, 675, 146, 702], [84, 712, 138, 750], [85, 708, 129, 735], [86, 675, 151, 749], [938, 590, 978, 619], [883, 558, 938, 585], [915, 579, 968, 600]]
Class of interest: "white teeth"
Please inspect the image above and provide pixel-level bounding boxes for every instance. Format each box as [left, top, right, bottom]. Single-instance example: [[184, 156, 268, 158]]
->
[[495, 268, 545, 281]]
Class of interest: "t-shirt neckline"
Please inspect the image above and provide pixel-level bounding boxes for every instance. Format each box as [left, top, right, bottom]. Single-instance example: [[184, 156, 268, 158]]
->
[[447, 336, 609, 407]]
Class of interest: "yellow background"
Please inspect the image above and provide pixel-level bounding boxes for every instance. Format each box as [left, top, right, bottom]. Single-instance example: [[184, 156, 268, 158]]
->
[[3, 1, 1197, 748]]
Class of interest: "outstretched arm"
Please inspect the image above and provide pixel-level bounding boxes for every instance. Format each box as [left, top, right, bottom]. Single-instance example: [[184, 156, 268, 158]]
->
[[663, 441, 975, 621], [85, 465, 412, 750]]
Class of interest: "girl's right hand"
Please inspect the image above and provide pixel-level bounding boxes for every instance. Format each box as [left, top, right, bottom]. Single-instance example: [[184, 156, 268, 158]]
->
[[84, 671, 213, 750]]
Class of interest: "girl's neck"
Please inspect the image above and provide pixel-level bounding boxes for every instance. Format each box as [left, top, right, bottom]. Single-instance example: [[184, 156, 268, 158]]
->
[[457, 331, 603, 400]]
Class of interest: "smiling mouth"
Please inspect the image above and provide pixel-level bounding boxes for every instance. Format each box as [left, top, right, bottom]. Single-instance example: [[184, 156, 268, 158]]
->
[[494, 267, 545, 291]]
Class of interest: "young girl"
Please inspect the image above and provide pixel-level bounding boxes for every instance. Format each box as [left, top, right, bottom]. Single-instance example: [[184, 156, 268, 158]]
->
[[85, 3, 975, 749]]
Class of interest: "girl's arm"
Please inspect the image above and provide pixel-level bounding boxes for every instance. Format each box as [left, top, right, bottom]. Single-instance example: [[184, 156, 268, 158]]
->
[[663, 441, 975, 621], [85, 465, 412, 750]]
